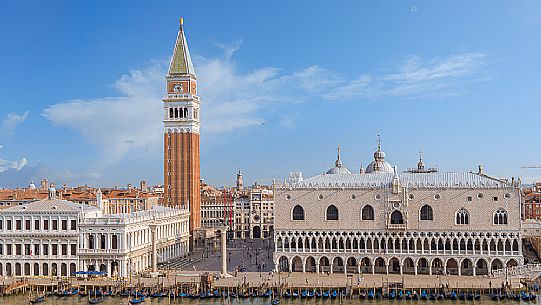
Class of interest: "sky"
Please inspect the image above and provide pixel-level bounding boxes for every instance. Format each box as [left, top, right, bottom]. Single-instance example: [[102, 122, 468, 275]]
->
[[1, 1, 541, 188]]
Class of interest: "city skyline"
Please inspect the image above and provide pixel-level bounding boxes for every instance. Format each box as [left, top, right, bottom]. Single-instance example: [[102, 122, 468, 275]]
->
[[1, 1, 541, 188]]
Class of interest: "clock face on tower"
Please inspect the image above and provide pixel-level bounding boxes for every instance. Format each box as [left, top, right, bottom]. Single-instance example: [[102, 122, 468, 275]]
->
[[173, 83, 183, 93]]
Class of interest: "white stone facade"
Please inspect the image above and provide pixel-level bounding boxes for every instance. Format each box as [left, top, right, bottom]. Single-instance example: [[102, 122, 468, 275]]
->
[[0, 190, 190, 278], [273, 148, 523, 276], [78, 205, 190, 277]]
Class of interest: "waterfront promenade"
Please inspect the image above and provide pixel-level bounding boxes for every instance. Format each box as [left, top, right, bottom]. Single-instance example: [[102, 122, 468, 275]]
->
[[0, 271, 523, 294]]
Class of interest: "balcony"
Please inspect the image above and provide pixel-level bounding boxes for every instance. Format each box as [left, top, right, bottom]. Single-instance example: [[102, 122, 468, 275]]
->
[[387, 223, 407, 230]]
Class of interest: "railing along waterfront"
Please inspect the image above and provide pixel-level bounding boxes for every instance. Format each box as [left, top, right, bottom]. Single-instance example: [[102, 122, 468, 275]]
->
[[492, 263, 541, 278]]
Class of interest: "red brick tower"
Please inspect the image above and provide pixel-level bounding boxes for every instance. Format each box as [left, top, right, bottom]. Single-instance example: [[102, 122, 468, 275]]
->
[[163, 18, 201, 237]]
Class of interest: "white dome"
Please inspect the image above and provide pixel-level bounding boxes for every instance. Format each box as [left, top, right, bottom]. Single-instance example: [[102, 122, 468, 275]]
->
[[29, 182, 36, 189], [325, 144, 352, 175], [326, 166, 352, 175], [365, 161, 394, 173]]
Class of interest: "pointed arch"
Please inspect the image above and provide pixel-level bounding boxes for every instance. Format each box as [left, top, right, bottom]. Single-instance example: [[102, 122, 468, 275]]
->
[[326, 205, 339, 220], [493, 208, 508, 225], [420, 205, 433, 220], [456, 208, 469, 225], [361, 205, 374, 220]]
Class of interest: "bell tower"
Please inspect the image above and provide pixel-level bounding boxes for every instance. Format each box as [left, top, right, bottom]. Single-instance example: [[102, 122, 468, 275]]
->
[[163, 18, 201, 235]]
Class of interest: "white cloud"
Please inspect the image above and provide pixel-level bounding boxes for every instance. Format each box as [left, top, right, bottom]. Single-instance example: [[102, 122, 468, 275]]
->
[[0, 157, 27, 173], [42, 46, 487, 170], [325, 52, 487, 101], [1, 111, 29, 136]]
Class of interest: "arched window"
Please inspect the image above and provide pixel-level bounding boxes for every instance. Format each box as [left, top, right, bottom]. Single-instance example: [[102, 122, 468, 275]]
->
[[390, 210, 404, 224], [326, 205, 339, 221], [361, 205, 374, 220], [292, 205, 305, 221], [184, 108, 188, 118], [420, 205, 433, 220], [456, 208, 469, 225], [493, 208, 508, 225], [169, 108, 174, 119]]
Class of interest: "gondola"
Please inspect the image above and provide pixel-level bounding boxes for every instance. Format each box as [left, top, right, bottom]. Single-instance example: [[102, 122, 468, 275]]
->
[[429, 293, 436, 301], [129, 297, 145, 304], [271, 299, 280, 305], [322, 290, 330, 299], [88, 296, 104, 304], [330, 290, 338, 299], [367, 290, 375, 300], [389, 290, 396, 300], [29, 296, 45, 304], [398, 290, 404, 300], [405, 290, 412, 300], [359, 291, 367, 300], [420, 290, 428, 300], [449, 291, 457, 300]]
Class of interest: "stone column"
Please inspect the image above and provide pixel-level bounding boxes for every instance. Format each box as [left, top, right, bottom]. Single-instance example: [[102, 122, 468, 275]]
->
[[150, 224, 158, 273], [220, 226, 228, 277]]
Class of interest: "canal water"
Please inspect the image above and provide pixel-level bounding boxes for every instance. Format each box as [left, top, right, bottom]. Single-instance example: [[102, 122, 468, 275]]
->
[[1, 296, 541, 305]]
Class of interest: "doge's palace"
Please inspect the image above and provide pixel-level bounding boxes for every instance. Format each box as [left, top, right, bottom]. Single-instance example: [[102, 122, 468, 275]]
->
[[274, 141, 523, 276]]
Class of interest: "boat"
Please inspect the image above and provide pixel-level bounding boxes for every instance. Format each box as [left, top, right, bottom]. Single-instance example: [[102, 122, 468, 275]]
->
[[398, 290, 404, 300], [315, 290, 322, 298], [360, 291, 367, 300], [389, 290, 396, 300], [129, 297, 145, 304], [57, 289, 78, 297], [88, 296, 104, 304], [429, 293, 436, 301], [330, 290, 338, 299], [150, 292, 166, 298], [449, 291, 457, 300], [292, 291, 299, 298], [367, 290, 375, 300], [308, 290, 315, 298], [271, 299, 280, 305], [420, 290, 427, 300], [178, 292, 188, 298], [29, 296, 45, 304], [412, 291, 419, 300], [301, 290, 307, 298], [322, 290, 330, 298], [405, 290, 412, 300], [283, 291, 291, 298], [437, 293, 444, 300]]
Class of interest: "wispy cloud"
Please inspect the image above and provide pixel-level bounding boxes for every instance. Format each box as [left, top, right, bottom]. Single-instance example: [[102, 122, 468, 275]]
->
[[1, 111, 29, 136], [0, 157, 27, 173], [325, 52, 487, 101], [42, 45, 488, 172]]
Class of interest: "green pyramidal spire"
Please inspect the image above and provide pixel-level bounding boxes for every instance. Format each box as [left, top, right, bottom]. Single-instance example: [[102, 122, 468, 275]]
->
[[168, 18, 195, 76]]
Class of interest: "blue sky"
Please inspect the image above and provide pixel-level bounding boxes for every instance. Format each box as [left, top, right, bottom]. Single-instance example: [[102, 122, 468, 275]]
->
[[1, 1, 540, 188]]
